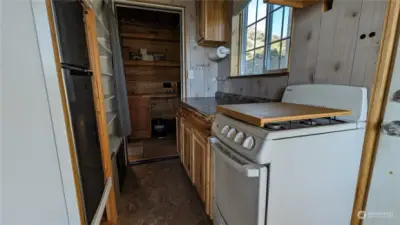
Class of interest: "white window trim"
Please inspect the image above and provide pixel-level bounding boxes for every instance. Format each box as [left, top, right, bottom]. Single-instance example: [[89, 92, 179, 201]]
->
[[238, 3, 292, 77]]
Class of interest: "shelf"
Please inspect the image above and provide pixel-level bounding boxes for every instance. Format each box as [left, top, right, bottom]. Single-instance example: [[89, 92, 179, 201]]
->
[[120, 32, 179, 42], [104, 95, 115, 101], [102, 72, 113, 77], [129, 93, 178, 98], [106, 112, 117, 126], [124, 60, 180, 67], [97, 38, 112, 55], [96, 15, 110, 36], [109, 136, 122, 155]]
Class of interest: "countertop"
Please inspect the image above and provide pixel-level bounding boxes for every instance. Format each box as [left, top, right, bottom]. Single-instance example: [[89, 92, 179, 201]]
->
[[181, 96, 269, 116]]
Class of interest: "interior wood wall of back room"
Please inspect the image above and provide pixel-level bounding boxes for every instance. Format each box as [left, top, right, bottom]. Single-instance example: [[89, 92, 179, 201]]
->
[[217, 0, 387, 101], [123, 0, 220, 98]]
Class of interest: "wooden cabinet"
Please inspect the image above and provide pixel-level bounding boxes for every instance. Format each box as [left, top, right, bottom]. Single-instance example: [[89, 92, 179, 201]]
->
[[196, 0, 228, 46], [177, 106, 214, 219], [181, 117, 193, 176], [192, 129, 213, 218], [264, 0, 319, 8], [192, 130, 207, 203], [128, 96, 151, 139], [176, 114, 180, 154]]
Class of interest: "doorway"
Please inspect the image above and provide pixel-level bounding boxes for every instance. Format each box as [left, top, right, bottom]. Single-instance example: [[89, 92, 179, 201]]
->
[[115, 4, 185, 164]]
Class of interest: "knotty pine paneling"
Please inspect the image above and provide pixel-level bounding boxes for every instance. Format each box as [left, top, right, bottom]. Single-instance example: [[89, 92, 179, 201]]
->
[[122, 38, 181, 62], [218, 0, 387, 101], [125, 66, 180, 82], [121, 0, 220, 98], [287, 0, 386, 100]]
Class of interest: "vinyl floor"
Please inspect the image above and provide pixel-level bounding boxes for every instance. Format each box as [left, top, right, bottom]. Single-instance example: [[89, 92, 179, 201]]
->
[[117, 159, 212, 225]]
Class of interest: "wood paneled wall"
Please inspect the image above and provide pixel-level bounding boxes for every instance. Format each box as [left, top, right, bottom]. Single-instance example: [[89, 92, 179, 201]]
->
[[122, 0, 220, 97], [218, 0, 387, 101], [289, 0, 387, 99]]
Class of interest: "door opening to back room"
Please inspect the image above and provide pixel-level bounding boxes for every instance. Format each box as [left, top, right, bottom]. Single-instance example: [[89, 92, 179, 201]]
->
[[117, 6, 182, 164]]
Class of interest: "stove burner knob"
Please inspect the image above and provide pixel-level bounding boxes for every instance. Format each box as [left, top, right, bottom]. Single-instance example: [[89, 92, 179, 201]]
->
[[242, 136, 255, 150], [227, 128, 237, 139], [234, 132, 245, 144], [221, 125, 230, 135]]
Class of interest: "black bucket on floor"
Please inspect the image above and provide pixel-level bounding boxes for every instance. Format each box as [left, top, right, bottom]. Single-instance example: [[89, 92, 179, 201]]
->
[[152, 119, 168, 138]]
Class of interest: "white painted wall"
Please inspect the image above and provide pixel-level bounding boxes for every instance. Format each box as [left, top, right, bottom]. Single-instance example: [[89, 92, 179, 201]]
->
[[1, 1, 79, 224]]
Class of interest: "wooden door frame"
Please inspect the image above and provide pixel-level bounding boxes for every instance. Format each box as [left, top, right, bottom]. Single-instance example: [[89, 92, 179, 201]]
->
[[45, 0, 118, 224], [113, 0, 187, 99], [351, 1, 400, 225]]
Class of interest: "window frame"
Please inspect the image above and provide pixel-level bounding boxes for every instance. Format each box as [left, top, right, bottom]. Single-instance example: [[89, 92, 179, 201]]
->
[[238, 1, 293, 77]]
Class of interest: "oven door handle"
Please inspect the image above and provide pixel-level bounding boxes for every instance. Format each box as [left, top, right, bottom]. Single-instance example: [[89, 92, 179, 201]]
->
[[209, 137, 261, 178]]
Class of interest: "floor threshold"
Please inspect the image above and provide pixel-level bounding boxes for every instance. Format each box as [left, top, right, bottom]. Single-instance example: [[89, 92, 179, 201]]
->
[[128, 154, 179, 166]]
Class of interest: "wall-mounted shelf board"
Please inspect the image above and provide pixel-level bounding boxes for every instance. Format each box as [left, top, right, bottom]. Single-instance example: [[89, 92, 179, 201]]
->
[[104, 95, 116, 101], [129, 93, 178, 98], [95, 15, 109, 36], [120, 32, 179, 42], [98, 38, 112, 54], [102, 72, 113, 77], [109, 136, 122, 155], [124, 60, 180, 67], [106, 112, 117, 126]]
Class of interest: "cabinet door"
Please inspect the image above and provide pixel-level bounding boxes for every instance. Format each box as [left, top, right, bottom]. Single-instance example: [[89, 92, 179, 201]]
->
[[179, 116, 185, 158], [128, 96, 151, 139], [206, 144, 213, 219], [192, 130, 208, 203], [195, 0, 205, 42], [196, 0, 228, 46], [176, 115, 180, 153], [181, 118, 193, 177]]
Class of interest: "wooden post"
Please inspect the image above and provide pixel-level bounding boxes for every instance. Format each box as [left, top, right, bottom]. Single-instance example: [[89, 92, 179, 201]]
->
[[350, 1, 400, 225], [83, 9, 118, 225]]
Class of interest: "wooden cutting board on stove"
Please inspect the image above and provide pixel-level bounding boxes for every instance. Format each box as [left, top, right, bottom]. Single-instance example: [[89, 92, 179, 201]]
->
[[216, 102, 352, 127]]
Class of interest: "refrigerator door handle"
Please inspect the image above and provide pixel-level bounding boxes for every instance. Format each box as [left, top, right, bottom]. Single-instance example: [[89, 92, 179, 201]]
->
[[61, 63, 92, 76]]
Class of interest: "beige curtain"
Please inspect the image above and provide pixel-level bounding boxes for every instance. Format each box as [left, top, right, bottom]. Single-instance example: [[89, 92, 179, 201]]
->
[[106, 2, 132, 137]]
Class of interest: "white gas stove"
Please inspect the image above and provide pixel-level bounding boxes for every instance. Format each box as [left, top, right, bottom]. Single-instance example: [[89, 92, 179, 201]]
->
[[211, 84, 368, 225]]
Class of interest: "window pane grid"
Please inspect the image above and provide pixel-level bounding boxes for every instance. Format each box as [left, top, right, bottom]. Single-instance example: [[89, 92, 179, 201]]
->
[[241, 1, 291, 75], [267, 36, 290, 45], [246, 46, 264, 53], [246, 16, 267, 28], [278, 6, 285, 67], [269, 5, 283, 13]]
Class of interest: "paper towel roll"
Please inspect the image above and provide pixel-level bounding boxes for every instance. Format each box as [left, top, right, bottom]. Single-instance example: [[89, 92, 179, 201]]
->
[[208, 46, 230, 61]]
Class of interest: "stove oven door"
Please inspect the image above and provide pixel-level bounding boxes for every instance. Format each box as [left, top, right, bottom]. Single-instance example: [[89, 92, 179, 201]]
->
[[210, 137, 267, 225]]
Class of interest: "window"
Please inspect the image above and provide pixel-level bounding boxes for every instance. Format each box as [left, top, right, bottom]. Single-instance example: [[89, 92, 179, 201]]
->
[[241, 0, 292, 75]]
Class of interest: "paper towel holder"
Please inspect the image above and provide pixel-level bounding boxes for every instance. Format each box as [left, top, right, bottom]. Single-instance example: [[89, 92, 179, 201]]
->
[[208, 46, 230, 62]]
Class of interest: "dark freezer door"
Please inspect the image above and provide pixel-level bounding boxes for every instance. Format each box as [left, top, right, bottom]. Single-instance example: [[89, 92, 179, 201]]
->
[[64, 70, 105, 223]]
